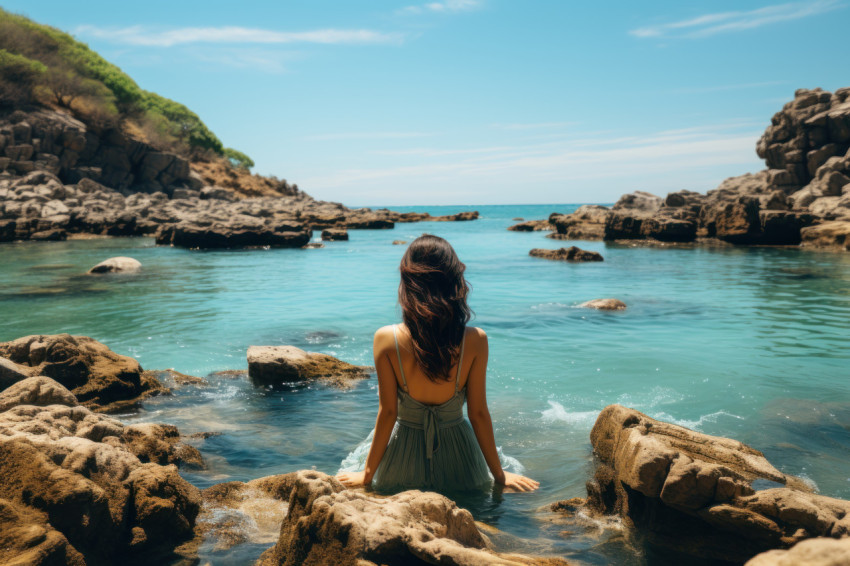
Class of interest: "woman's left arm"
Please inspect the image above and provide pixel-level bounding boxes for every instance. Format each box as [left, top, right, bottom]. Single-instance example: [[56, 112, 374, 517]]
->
[[337, 328, 398, 488]]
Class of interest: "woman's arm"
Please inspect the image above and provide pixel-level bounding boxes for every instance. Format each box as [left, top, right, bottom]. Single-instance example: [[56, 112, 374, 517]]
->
[[337, 327, 398, 488], [466, 329, 539, 492]]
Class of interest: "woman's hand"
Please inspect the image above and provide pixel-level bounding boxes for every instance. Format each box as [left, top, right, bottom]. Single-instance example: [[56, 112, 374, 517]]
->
[[497, 471, 539, 492], [336, 471, 369, 488]]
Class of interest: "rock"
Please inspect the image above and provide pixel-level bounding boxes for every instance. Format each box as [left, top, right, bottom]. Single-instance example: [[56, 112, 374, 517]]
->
[[0, 356, 33, 390], [579, 298, 627, 311], [0, 402, 201, 564], [0, 376, 78, 412], [199, 185, 235, 201], [30, 229, 67, 241], [303, 241, 324, 249], [247, 346, 371, 388], [171, 188, 200, 200], [345, 215, 394, 229], [508, 219, 552, 231], [321, 228, 349, 241], [155, 222, 311, 249], [612, 191, 663, 213], [255, 470, 570, 566], [800, 220, 850, 250], [392, 240, 407, 245], [143, 369, 209, 387], [428, 211, 479, 222], [529, 246, 603, 262], [88, 256, 142, 274], [745, 536, 850, 566], [584, 405, 850, 563], [122, 423, 205, 470], [0, 334, 167, 413], [549, 205, 610, 240]]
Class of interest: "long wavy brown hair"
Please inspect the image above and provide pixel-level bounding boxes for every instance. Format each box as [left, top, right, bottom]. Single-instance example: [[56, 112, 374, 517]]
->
[[398, 234, 472, 383]]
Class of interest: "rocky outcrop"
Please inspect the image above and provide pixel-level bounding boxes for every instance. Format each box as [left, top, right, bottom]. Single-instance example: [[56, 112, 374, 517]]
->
[[87, 256, 142, 274], [529, 246, 604, 262], [321, 228, 349, 241], [508, 218, 552, 231], [548, 206, 608, 240], [513, 89, 850, 250], [255, 470, 570, 566], [583, 405, 850, 563], [579, 298, 626, 311], [0, 334, 167, 413], [0, 375, 78, 412], [0, 377, 202, 565], [745, 536, 850, 565], [247, 346, 371, 388], [155, 221, 311, 249]]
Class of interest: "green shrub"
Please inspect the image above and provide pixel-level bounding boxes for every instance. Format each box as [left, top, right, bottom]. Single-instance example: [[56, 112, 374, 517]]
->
[[223, 147, 255, 170], [0, 48, 46, 104]]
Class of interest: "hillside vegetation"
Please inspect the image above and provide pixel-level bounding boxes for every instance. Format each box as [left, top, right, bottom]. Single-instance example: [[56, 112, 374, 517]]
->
[[0, 8, 253, 169]]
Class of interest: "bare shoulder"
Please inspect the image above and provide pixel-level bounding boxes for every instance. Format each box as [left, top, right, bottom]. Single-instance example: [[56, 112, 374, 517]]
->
[[373, 325, 396, 353], [465, 326, 488, 351]]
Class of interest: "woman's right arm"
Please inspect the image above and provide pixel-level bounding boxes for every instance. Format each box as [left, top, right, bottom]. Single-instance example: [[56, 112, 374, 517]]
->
[[466, 329, 539, 492]]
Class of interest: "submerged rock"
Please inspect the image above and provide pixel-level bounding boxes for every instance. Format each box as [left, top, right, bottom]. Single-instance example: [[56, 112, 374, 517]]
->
[[529, 246, 604, 262], [583, 405, 850, 563], [247, 345, 371, 388], [254, 470, 570, 566], [579, 298, 627, 311], [87, 256, 142, 274], [0, 334, 167, 413]]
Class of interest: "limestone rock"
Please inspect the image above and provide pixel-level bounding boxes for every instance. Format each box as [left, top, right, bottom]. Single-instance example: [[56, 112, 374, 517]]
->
[[155, 222, 311, 249], [87, 256, 142, 274], [321, 228, 349, 241], [745, 536, 850, 566], [0, 334, 167, 413], [247, 345, 371, 388], [529, 246, 604, 262], [0, 356, 33, 390], [800, 220, 850, 250], [549, 205, 609, 240], [613, 191, 663, 213], [255, 470, 570, 566], [584, 405, 850, 563], [0, 402, 201, 564], [579, 298, 627, 311], [0, 376, 78, 412], [508, 219, 552, 231]]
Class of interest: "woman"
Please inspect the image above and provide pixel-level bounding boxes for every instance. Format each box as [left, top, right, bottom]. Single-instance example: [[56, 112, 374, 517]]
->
[[336, 234, 539, 493]]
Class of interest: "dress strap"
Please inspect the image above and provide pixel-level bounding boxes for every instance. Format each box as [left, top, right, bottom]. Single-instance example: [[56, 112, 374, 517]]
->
[[455, 329, 466, 393], [392, 324, 408, 391]]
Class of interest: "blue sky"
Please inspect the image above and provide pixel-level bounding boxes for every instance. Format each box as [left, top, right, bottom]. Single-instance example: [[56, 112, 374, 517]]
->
[[5, 1, 848, 205]]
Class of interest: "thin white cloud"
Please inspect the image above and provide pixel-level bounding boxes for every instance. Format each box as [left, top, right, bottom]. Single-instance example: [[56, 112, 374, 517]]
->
[[399, 0, 482, 15], [630, 0, 843, 39], [300, 122, 763, 200], [74, 25, 403, 47], [304, 132, 434, 142]]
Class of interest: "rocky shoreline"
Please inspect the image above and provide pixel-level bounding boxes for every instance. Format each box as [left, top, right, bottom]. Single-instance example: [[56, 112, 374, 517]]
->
[[0, 108, 478, 248], [510, 88, 850, 251], [1, 333, 847, 565]]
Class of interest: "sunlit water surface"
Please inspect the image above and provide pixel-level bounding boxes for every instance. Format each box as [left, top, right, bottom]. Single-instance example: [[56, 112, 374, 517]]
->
[[1, 204, 849, 565]]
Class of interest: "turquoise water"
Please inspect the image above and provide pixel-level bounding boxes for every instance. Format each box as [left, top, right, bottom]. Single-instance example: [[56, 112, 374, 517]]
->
[[1, 204, 849, 565]]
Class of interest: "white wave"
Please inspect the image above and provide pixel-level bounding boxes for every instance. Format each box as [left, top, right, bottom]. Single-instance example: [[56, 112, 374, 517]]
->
[[338, 429, 374, 473], [653, 410, 744, 431], [497, 447, 525, 474], [540, 401, 598, 427]]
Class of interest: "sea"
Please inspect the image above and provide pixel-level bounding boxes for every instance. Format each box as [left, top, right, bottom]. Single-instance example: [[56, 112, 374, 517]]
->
[[1, 203, 849, 565]]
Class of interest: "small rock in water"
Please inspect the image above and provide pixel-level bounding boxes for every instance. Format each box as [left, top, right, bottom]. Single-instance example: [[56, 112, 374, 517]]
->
[[303, 241, 324, 249], [88, 256, 142, 274], [392, 240, 408, 245], [247, 345, 371, 388], [321, 228, 348, 241], [529, 246, 603, 262], [579, 298, 627, 311]]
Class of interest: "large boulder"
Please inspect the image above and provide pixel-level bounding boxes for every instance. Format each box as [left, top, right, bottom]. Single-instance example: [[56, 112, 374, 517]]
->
[[0, 398, 201, 564], [508, 219, 552, 232], [321, 228, 349, 241], [247, 346, 371, 388], [612, 191, 663, 213], [0, 375, 78, 412], [0, 356, 32, 390], [583, 405, 850, 563], [155, 222, 311, 249], [548, 205, 609, 240], [800, 220, 850, 249], [0, 334, 167, 413], [255, 470, 570, 566], [529, 246, 603, 262]]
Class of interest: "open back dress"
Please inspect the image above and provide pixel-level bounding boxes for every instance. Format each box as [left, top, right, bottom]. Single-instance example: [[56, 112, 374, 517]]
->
[[371, 324, 492, 493]]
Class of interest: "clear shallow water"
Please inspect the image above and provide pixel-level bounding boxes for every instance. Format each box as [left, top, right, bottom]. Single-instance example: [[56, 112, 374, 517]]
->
[[1, 204, 849, 565]]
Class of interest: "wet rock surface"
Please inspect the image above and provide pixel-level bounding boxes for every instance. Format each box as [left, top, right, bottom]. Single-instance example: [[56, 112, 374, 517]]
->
[[581, 405, 850, 563], [87, 256, 142, 274], [254, 470, 571, 566], [247, 345, 372, 388], [745, 536, 850, 565], [0, 334, 167, 413], [579, 298, 627, 310], [529, 246, 604, 262]]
